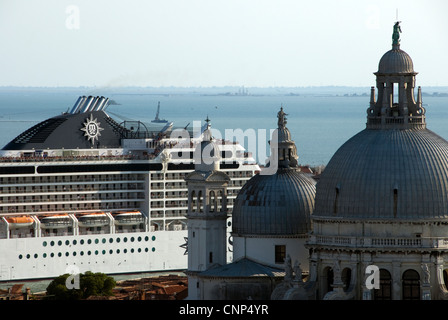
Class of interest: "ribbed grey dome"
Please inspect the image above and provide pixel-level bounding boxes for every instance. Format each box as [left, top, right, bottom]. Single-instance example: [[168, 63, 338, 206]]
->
[[314, 128, 448, 220], [378, 48, 414, 74], [232, 169, 316, 236]]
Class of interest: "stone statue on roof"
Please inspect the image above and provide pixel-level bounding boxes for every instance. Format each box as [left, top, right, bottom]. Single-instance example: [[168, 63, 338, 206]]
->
[[285, 254, 293, 281], [277, 106, 287, 127], [393, 21, 401, 46]]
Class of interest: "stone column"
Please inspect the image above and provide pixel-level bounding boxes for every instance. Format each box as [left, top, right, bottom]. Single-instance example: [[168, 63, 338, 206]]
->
[[392, 261, 401, 300], [361, 253, 374, 300]]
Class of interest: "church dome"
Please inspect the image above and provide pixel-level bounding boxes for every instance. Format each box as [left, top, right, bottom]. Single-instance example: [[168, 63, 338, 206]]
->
[[232, 107, 316, 236], [377, 48, 414, 74], [232, 168, 316, 235], [277, 126, 292, 142], [314, 126, 448, 220], [313, 23, 448, 221]]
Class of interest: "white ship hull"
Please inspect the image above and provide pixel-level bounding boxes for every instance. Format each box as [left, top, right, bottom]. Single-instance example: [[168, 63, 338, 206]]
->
[[0, 230, 187, 281], [0, 98, 258, 281]]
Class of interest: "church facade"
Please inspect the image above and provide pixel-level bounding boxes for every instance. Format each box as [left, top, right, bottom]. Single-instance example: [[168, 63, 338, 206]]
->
[[302, 22, 448, 300], [185, 23, 448, 300]]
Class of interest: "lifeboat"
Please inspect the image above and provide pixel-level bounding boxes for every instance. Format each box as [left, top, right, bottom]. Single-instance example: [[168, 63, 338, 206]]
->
[[113, 211, 144, 226], [77, 212, 109, 227], [40, 214, 72, 229], [5, 216, 34, 228]]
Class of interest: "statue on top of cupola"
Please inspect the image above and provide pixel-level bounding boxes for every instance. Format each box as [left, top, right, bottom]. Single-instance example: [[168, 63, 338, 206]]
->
[[393, 21, 401, 46]]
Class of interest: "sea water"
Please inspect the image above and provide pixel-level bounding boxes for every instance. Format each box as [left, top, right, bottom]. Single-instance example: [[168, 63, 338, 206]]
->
[[1, 87, 447, 166]]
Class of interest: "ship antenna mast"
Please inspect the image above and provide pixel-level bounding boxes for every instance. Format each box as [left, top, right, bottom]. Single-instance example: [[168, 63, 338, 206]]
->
[[155, 101, 160, 121]]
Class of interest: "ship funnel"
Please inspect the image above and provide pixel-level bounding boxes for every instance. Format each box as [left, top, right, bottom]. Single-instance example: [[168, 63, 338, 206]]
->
[[81, 96, 95, 113], [70, 96, 83, 113], [71, 96, 87, 114], [75, 96, 88, 113], [100, 97, 110, 111], [70, 96, 111, 114], [86, 96, 100, 112], [94, 96, 106, 111]]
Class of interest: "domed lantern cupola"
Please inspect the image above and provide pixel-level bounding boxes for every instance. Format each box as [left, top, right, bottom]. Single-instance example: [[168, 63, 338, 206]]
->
[[269, 106, 299, 169], [367, 22, 425, 129], [193, 116, 220, 172]]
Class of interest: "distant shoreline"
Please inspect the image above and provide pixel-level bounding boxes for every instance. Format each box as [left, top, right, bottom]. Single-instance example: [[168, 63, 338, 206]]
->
[[1, 85, 448, 98]]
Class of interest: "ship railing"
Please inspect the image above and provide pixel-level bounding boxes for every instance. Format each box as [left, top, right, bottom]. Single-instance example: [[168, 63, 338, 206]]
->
[[115, 228, 145, 234], [41, 231, 73, 237], [0, 154, 157, 163], [79, 230, 107, 235], [9, 233, 34, 239]]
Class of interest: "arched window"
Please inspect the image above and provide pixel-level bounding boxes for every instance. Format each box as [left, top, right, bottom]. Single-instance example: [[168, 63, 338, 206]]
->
[[322, 267, 334, 297], [197, 190, 203, 213], [209, 190, 216, 212], [402, 269, 420, 300], [374, 269, 392, 300], [393, 188, 398, 218], [190, 190, 196, 212], [443, 269, 448, 290], [342, 268, 351, 292], [217, 190, 223, 212], [333, 187, 340, 215]]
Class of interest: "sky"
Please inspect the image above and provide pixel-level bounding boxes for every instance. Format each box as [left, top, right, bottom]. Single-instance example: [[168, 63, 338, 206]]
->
[[1, 0, 447, 88]]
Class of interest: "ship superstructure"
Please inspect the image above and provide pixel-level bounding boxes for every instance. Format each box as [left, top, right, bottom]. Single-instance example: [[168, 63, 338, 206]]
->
[[0, 96, 259, 281]]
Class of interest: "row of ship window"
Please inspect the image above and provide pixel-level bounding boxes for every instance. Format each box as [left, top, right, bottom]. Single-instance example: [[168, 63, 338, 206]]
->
[[18, 247, 155, 259], [42, 235, 156, 247]]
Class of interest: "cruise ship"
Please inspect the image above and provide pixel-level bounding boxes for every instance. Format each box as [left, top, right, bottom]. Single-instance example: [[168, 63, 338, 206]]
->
[[0, 96, 259, 281]]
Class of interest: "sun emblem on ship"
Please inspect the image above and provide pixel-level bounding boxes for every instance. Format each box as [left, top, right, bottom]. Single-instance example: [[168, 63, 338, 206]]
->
[[80, 114, 104, 144]]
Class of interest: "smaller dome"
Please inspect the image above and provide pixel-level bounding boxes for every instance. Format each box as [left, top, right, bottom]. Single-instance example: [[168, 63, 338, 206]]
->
[[277, 126, 291, 142], [378, 48, 414, 74], [232, 169, 316, 236]]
